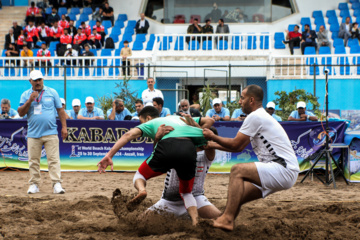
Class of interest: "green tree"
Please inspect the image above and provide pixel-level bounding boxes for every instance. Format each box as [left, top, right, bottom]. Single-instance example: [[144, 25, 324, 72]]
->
[[226, 99, 240, 117], [200, 84, 216, 117]]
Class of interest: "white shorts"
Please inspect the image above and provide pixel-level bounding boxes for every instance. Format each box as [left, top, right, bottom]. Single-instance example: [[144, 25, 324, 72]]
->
[[148, 195, 213, 218], [253, 161, 299, 198]]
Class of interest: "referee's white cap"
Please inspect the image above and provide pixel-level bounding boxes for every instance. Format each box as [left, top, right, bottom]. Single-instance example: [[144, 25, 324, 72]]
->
[[72, 99, 81, 107], [30, 70, 43, 81], [85, 96, 95, 104], [60, 98, 65, 105]]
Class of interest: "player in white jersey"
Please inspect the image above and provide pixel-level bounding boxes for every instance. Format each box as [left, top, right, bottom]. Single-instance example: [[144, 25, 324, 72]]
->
[[203, 85, 300, 231], [147, 126, 221, 219]]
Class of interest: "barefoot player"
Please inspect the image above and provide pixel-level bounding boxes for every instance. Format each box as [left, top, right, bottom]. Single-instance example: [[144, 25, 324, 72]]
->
[[97, 106, 214, 225], [203, 85, 300, 231]]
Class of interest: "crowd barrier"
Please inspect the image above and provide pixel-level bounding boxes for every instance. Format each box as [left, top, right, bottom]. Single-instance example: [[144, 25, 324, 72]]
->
[[1, 119, 353, 177]]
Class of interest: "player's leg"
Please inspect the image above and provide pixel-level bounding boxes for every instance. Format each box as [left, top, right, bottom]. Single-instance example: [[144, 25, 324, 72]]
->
[[178, 177, 198, 226], [196, 195, 222, 219]]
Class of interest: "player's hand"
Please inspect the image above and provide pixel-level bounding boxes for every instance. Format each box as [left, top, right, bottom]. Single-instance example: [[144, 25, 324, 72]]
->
[[180, 113, 195, 126], [30, 91, 39, 102], [203, 128, 215, 140], [97, 155, 114, 173], [155, 124, 174, 142], [61, 127, 68, 140]]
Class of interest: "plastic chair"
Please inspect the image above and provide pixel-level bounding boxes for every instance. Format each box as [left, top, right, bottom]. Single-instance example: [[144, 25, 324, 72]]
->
[[83, 7, 93, 15], [109, 34, 119, 43], [102, 20, 112, 30], [338, 2, 349, 10], [319, 46, 331, 54], [247, 35, 257, 50], [319, 46, 332, 75], [117, 14, 128, 22], [49, 41, 59, 49], [217, 40, 228, 50], [330, 24, 340, 32], [352, 2, 360, 9], [202, 40, 213, 50], [314, 17, 325, 26], [88, 20, 96, 29], [354, 9, 360, 17], [231, 36, 241, 50], [312, 10, 323, 18], [188, 40, 199, 50], [335, 45, 350, 75], [122, 33, 133, 42], [132, 41, 144, 51], [68, 13, 77, 21], [333, 38, 344, 48], [158, 36, 172, 50], [135, 34, 146, 42], [146, 39, 155, 50], [274, 32, 285, 49], [127, 20, 137, 28], [114, 20, 124, 29], [111, 28, 121, 35], [78, 14, 89, 22], [326, 10, 336, 18], [288, 24, 297, 32], [340, 10, 351, 18], [70, 8, 80, 15], [331, 31, 339, 40], [260, 35, 269, 50], [305, 47, 319, 75], [58, 7, 67, 16], [328, 16, 339, 25], [45, 7, 52, 15]]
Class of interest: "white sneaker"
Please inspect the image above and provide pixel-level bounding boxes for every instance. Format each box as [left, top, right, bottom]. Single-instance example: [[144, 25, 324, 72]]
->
[[27, 184, 39, 194], [53, 182, 65, 194]]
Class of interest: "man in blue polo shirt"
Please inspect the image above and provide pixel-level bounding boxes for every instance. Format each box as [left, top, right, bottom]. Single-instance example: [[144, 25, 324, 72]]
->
[[107, 99, 132, 120], [131, 99, 144, 117], [17, 70, 68, 194], [206, 98, 230, 121], [1, 98, 19, 118], [77, 96, 104, 120], [265, 102, 282, 121], [288, 101, 318, 121], [153, 97, 171, 117], [69, 98, 81, 119]]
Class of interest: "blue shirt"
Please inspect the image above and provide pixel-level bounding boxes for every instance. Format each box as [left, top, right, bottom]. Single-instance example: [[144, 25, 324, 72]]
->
[[56, 109, 71, 118], [289, 110, 315, 121], [160, 107, 171, 117], [20, 86, 62, 138], [206, 107, 230, 118], [3, 108, 19, 117], [78, 107, 104, 118], [69, 109, 79, 119], [272, 114, 282, 121], [231, 109, 246, 119], [107, 108, 132, 120], [132, 111, 139, 117]]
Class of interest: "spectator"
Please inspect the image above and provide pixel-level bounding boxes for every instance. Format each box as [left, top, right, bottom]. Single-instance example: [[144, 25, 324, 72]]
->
[[67, 20, 77, 37], [120, 40, 132, 76], [317, 25, 329, 48], [102, 2, 114, 26], [80, 44, 95, 66], [141, 77, 164, 105], [283, 25, 302, 55], [131, 99, 144, 117], [25, 20, 39, 43], [186, 18, 202, 44], [231, 106, 246, 121], [1, 99, 19, 119], [35, 8, 46, 26], [135, 13, 150, 34], [92, 7, 103, 22], [20, 45, 34, 66], [205, 2, 222, 22], [175, 99, 201, 117], [77, 96, 104, 120], [50, 21, 64, 42], [4, 29, 16, 49], [73, 28, 87, 50], [58, 14, 70, 29], [206, 98, 230, 121], [87, 29, 102, 49], [225, 8, 241, 23], [107, 99, 132, 120], [4, 43, 19, 67], [17, 70, 67, 194], [301, 24, 317, 54], [153, 97, 171, 117], [202, 19, 214, 42], [63, 44, 78, 66], [351, 22, 360, 40], [37, 22, 51, 46], [93, 20, 106, 46], [69, 99, 81, 119], [17, 29, 25, 50], [215, 19, 230, 43], [265, 102, 282, 121], [25, 1, 39, 25], [79, 21, 91, 37], [60, 98, 71, 119], [12, 21, 23, 40], [60, 28, 72, 48], [288, 101, 318, 121], [36, 43, 52, 68], [47, 7, 60, 26], [339, 17, 352, 46]]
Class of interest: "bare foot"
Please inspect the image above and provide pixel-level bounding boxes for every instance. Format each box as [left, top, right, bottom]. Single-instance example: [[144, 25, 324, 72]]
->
[[126, 190, 147, 212], [212, 216, 234, 231]]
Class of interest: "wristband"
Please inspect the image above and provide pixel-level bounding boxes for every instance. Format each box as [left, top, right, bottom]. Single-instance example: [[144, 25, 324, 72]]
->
[[220, 117, 223, 121]]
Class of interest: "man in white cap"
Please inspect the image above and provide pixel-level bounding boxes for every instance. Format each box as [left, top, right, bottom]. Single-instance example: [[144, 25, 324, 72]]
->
[[63, 43, 78, 66], [17, 70, 67, 194], [69, 98, 81, 119], [77, 96, 104, 120], [288, 101, 318, 121], [141, 77, 164, 105], [206, 98, 230, 121], [59, 98, 71, 119], [265, 102, 281, 121]]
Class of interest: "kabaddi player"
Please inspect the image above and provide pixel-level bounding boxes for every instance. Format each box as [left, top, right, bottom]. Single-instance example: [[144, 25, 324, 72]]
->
[[97, 106, 214, 225], [203, 85, 300, 231]]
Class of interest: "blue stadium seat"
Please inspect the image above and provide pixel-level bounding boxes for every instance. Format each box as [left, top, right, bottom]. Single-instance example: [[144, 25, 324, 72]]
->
[[288, 24, 296, 32], [148, 34, 155, 42], [49, 41, 59, 49], [338, 2, 349, 10], [315, 24, 325, 32], [124, 27, 135, 35], [158, 36, 172, 50], [174, 36, 184, 50], [188, 40, 199, 50], [132, 41, 144, 51], [304, 46, 316, 55], [331, 31, 339, 40], [127, 20, 137, 28], [217, 40, 228, 50], [75, 21, 82, 29], [333, 38, 344, 48], [260, 35, 269, 50], [319, 47, 332, 75], [305, 47, 319, 75], [319, 46, 331, 54], [352, 2, 360, 9], [111, 27, 121, 35], [146, 40, 155, 51], [88, 20, 96, 29], [102, 20, 112, 30], [340, 10, 351, 18], [247, 35, 257, 50], [335, 45, 350, 75], [314, 17, 325, 26], [83, 7, 93, 15], [231, 36, 241, 50], [122, 33, 133, 42], [135, 34, 146, 42], [70, 8, 80, 15], [355, 9, 360, 17], [312, 11, 323, 18], [350, 45, 360, 53], [114, 20, 125, 28], [202, 40, 213, 50], [348, 38, 359, 47], [118, 41, 125, 50], [117, 14, 128, 22], [68, 13, 77, 21], [350, 0, 360, 3], [58, 7, 67, 16], [109, 34, 119, 43], [330, 24, 340, 32], [45, 7, 52, 15], [96, 49, 113, 75], [78, 14, 89, 22], [326, 10, 336, 18], [108, 49, 121, 76], [300, 17, 311, 26], [274, 32, 285, 49], [328, 16, 339, 25], [351, 46, 360, 74]]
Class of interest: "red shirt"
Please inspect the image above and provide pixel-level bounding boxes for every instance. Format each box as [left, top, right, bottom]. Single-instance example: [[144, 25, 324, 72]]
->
[[73, 33, 87, 44], [17, 35, 25, 45], [289, 31, 302, 40], [25, 25, 39, 38], [58, 20, 70, 29], [60, 34, 73, 44], [26, 7, 39, 16], [50, 26, 64, 38], [26, 33, 34, 42], [93, 25, 104, 33], [37, 26, 51, 37], [88, 33, 102, 41], [80, 25, 91, 36], [37, 49, 51, 61]]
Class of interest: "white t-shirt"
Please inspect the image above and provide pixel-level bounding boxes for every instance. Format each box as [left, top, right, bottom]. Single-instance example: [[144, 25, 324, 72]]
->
[[161, 151, 213, 201], [141, 88, 164, 105], [239, 108, 299, 172]]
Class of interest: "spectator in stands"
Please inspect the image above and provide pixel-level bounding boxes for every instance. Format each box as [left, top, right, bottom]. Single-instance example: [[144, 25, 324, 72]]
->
[[215, 19, 230, 43], [351, 22, 360, 40], [186, 18, 202, 44], [20, 45, 34, 66], [102, 2, 114, 26], [231, 106, 246, 121], [36, 43, 52, 68], [224, 8, 241, 23], [69, 99, 81, 119], [4, 43, 19, 67], [301, 24, 317, 54], [142, 77, 164, 105], [283, 25, 302, 55], [88, 29, 102, 49], [1, 99, 19, 119], [120, 40, 132, 76], [17, 29, 25, 50], [202, 19, 214, 42], [80, 22, 91, 37], [25, 20, 39, 44], [63, 44, 78, 65], [58, 14, 70, 29], [35, 8, 46, 26], [92, 7, 103, 22], [175, 99, 201, 117], [288, 101, 318, 121], [153, 97, 171, 117], [25, 1, 39, 25], [131, 99, 144, 117], [12, 21, 22, 40], [4, 29, 16, 49], [317, 25, 329, 48], [265, 102, 281, 121], [135, 13, 150, 34], [107, 99, 132, 120], [205, 2, 222, 22], [47, 7, 60, 26], [93, 20, 105, 46], [77, 96, 104, 120], [339, 17, 352, 46], [80, 44, 95, 66], [37, 22, 51, 46], [73, 28, 87, 50], [67, 20, 77, 37], [60, 28, 73, 48], [60, 98, 71, 119], [25, 31, 35, 49], [206, 98, 230, 121], [50, 21, 63, 42]]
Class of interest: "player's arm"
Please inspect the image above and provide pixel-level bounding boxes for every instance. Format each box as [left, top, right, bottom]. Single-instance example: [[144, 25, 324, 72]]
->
[[153, 124, 174, 146], [203, 129, 250, 152], [199, 116, 215, 129], [204, 146, 216, 161]]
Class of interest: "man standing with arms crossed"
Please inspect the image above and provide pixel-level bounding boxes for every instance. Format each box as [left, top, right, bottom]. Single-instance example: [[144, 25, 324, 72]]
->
[[203, 85, 299, 231], [18, 70, 68, 194]]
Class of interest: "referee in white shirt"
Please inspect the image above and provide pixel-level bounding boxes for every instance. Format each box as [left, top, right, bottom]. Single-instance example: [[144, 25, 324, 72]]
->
[[141, 77, 164, 105]]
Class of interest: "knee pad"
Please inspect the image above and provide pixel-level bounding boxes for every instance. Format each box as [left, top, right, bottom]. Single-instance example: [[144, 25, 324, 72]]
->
[[180, 193, 197, 209], [133, 170, 146, 187]]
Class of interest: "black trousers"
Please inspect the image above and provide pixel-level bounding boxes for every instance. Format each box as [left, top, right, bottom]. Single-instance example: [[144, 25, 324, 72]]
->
[[284, 37, 301, 55], [122, 60, 130, 76]]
